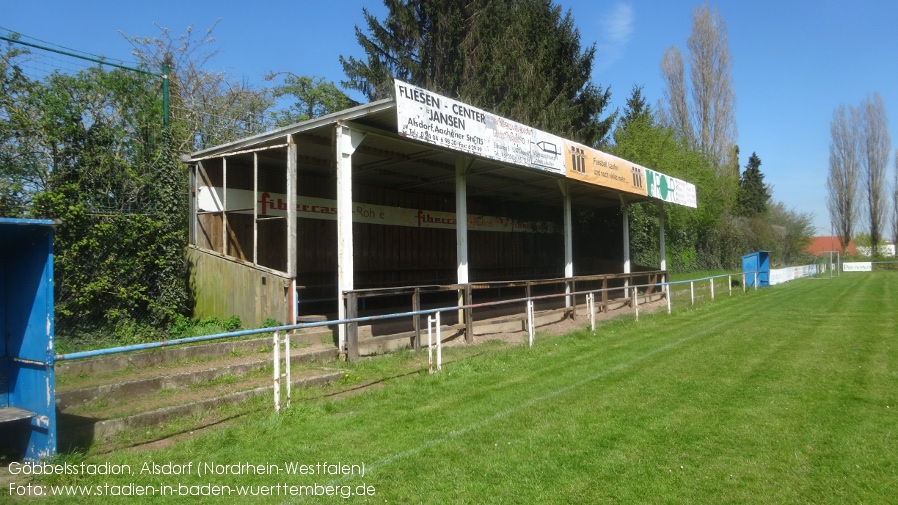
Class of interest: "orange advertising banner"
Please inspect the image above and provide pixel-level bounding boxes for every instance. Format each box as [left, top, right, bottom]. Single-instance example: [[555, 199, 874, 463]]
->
[[563, 140, 647, 196]]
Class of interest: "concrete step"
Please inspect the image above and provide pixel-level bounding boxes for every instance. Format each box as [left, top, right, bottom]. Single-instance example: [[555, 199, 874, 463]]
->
[[56, 343, 337, 410], [53, 328, 341, 451], [55, 327, 334, 379], [58, 368, 345, 450]]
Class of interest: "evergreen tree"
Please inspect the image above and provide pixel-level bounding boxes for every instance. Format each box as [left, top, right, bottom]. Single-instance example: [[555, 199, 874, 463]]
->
[[265, 73, 358, 127], [621, 85, 651, 126], [340, 0, 614, 146], [613, 85, 652, 146], [736, 152, 770, 216]]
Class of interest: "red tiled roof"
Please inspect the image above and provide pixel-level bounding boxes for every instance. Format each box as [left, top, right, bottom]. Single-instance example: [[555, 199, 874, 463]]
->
[[805, 236, 856, 256]]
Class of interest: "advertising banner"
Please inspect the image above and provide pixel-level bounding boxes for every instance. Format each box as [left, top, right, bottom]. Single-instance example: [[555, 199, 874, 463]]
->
[[394, 80, 565, 175], [394, 79, 697, 207], [645, 169, 698, 208], [197, 186, 558, 234], [563, 140, 646, 196], [842, 262, 872, 272]]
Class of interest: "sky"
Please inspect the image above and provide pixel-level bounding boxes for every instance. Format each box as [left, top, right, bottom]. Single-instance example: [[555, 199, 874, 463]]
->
[[4, 0, 897, 236]]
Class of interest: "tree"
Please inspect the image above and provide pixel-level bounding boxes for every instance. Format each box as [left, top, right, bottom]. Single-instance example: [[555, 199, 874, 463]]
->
[[122, 21, 273, 152], [826, 104, 861, 255], [340, 0, 614, 146], [894, 148, 898, 244], [22, 64, 189, 332], [264, 73, 357, 127], [764, 202, 815, 266], [0, 40, 41, 216], [611, 85, 742, 271], [660, 4, 737, 171], [659, 47, 690, 148], [860, 92, 891, 252], [614, 84, 652, 141], [736, 152, 770, 216]]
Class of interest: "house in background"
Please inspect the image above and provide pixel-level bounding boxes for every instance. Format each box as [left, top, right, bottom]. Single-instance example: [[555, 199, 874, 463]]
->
[[855, 243, 897, 257], [805, 236, 856, 256]]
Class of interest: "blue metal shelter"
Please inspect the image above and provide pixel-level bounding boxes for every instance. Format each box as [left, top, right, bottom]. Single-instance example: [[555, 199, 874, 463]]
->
[[742, 251, 770, 288], [0, 218, 57, 461]]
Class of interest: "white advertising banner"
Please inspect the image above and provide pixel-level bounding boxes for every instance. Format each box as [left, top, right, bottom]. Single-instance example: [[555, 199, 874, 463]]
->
[[769, 264, 819, 285], [394, 80, 565, 175], [842, 262, 872, 272], [645, 168, 697, 208], [197, 186, 558, 234]]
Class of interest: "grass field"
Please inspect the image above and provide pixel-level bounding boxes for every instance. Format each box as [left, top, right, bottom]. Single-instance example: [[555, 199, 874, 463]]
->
[[9, 272, 898, 503]]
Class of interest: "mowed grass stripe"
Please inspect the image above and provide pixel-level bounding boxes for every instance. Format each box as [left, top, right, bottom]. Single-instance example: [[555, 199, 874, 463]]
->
[[367, 283, 844, 503], [31, 273, 897, 504]]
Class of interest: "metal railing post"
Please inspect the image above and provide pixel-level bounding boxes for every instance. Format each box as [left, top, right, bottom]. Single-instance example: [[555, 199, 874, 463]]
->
[[464, 284, 473, 344], [413, 287, 421, 351], [601, 277, 608, 313], [347, 292, 359, 361]]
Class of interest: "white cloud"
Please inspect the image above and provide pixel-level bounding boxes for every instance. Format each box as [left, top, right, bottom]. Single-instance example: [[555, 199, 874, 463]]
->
[[597, 3, 634, 70]]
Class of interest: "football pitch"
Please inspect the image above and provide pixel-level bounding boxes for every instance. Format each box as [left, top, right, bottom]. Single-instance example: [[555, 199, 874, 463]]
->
[[15, 272, 898, 503]]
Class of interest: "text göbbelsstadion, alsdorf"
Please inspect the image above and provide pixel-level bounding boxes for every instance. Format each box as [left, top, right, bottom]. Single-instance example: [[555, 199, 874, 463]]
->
[[6, 460, 366, 477]]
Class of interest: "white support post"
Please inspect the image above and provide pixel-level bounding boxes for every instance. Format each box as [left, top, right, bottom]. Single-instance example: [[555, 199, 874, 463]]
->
[[659, 202, 668, 304], [710, 277, 715, 300], [273, 330, 292, 413], [527, 300, 535, 348], [436, 311, 442, 371], [253, 152, 259, 265], [667, 284, 670, 315], [754, 272, 758, 291], [658, 202, 667, 272], [456, 157, 473, 323], [742, 273, 746, 293], [621, 195, 631, 290], [287, 136, 298, 324], [633, 286, 639, 321], [222, 156, 228, 255], [189, 164, 197, 246], [690, 281, 695, 305], [426, 313, 443, 373], [284, 331, 291, 409], [336, 124, 366, 356], [427, 316, 433, 374], [559, 181, 574, 308], [728, 274, 733, 296], [273, 330, 280, 412], [588, 293, 595, 332]]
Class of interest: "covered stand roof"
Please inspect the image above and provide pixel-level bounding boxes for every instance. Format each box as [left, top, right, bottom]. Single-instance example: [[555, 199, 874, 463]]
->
[[188, 81, 697, 213]]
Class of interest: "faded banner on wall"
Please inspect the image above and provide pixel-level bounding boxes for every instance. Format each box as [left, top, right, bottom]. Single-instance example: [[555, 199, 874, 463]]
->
[[196, 186, 559, 234]]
